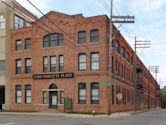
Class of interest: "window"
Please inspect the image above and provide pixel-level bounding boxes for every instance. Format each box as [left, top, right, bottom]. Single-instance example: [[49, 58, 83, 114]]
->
[[43, 57, 48, 73], [25, 58, 31, 74], [121, 47, 125, 58], [0, 14, 5, 29], [43, 91, 47, 104], [78, 31, 86, 44], [78, 53, 86, 71], [14, 15, 24, 29], [91, 82, 99, 104], [25, 85, 31, 104], [26, 22, 31, 27], [16, 85, 22, 104], [16, 40, 22, 51], [90, 29, 99, 43], [43, 33, 64, 47], [126, 52, 130, 62], [112, 56, 114, 73], [78, 83, 86, 104], [16, 59, 22, 74], [50, 56, 56, 72], [115, 59, 118, 73], [112, 85, 114, 104], [59, 55, 64, 72], [115, 40, 120, 54], [0, 60, 5, 74], [25, 38, 31, 50], [90, 52, 99, 70], [116, 85, 119, 104], [60, 91, 64, 104]]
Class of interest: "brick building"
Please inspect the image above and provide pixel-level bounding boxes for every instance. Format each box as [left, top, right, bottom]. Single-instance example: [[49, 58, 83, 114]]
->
[[9, 11, 160, 114]]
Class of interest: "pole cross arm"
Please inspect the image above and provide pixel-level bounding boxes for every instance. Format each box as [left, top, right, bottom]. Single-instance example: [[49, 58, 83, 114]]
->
[[112, 15, 135, 23]]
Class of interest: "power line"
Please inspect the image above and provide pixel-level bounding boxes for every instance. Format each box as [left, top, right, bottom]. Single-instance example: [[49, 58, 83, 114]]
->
[[1, 0, 92, 58]]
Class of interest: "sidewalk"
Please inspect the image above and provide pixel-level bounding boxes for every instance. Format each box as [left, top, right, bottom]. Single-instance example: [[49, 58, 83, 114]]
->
[[0, 109, 154, 118]]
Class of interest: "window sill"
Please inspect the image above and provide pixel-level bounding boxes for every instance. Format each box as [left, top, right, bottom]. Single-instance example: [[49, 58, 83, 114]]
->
[[89, 42, 99, 45], [15, 50, 22, 52], [24, 50, 31, 52], [42, 46, 64, 49]]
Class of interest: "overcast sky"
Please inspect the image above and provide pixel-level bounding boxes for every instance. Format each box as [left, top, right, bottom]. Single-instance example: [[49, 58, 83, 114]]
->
[[15, 0, 166, 88]]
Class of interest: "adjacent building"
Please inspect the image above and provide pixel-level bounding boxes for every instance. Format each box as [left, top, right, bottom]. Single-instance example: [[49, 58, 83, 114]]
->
[[9, 11, 160, 114], [0, 0, 37, 109]]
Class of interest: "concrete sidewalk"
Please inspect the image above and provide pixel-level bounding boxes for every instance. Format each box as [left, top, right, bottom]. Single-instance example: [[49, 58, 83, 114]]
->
[[0, 109, 154, 118]]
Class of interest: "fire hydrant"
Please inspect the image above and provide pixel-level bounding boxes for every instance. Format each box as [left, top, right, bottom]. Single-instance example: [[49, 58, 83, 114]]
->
[[92, 110, 96, 116]]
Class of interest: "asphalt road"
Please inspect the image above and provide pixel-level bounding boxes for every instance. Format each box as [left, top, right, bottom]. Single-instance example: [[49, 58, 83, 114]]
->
[[0, 109, 165, 125]]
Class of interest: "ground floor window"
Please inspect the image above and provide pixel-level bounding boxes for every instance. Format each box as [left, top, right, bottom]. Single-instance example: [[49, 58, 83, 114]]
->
[[78, 83, 86, 104], [43, 91, 47, 104], [16, 85, 22, 104], [91, 82, 99, 104], [25, 85, 31, 104], [60, 91, 64, 104]]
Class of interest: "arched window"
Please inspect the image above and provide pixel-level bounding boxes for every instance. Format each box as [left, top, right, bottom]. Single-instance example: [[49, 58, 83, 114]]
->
[[25, 84, 31, 104], [16, 85, 22, 104], [43, 33, 64, 47], [49, 84, 57, 89], [78, 83, 86, 104], [91, 82, 99, 104]]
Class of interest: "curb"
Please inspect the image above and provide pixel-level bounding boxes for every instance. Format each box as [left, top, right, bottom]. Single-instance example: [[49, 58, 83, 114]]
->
[[0, 109, 158, 118]]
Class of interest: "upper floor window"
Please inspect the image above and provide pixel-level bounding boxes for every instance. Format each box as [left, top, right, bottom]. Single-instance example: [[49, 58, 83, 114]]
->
[[90, 29, 99, 43], [126, 52, 130, 62], [43, 56, 48, 73], [25, 38, 31, 50], [26, 22, 31, 27], [121, 47, 125, 58], [43, 33, 64, 47], [78, 53, 86, 71], [25, 84, 31, 104], [91, 82, 99, 104], [78, 83, 86, 104], [16, 59, 22, 74], [50, 56, 56, 72], [16, 85, 22, 104], [59, 55, 64, 72], [14, 15, 24, 29], [25, 58, 31, 74], [91, 52, 99, 71], [16, 40, 22, 51], [78, 31, 86, 44], [115, 40, 120, 54], [0, 14, 5, 29]]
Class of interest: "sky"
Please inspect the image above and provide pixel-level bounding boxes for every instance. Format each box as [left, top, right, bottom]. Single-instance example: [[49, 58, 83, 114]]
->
[[15, 0, 166, 88]]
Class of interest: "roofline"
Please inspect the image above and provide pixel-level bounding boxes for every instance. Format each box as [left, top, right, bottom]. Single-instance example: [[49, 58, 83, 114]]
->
[[12, 0, 38, 19]]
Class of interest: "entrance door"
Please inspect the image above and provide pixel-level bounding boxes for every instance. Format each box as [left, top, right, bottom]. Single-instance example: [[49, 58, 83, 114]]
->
[[49, 91, 58, 109], [49, 84, 58, 109], [0, 86, 5, 110]]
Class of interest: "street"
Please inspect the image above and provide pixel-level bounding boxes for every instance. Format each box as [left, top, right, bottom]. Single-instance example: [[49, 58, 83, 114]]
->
[[0, 109, 165, 125]]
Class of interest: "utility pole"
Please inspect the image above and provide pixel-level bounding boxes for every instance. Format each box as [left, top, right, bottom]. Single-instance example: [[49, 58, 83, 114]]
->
[[149, 66, 159, 81], [106, 0, 135, 115], [134, 36, 150, 112]]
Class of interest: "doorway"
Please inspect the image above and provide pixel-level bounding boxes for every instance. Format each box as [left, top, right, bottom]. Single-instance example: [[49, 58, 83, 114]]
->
[[0, 86, 5, 110], [49, 84, 58, 109]]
